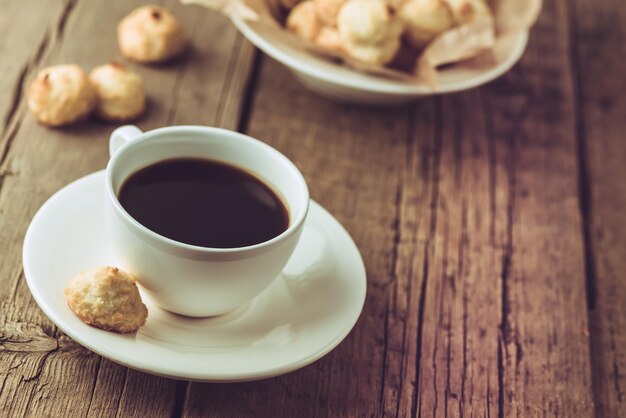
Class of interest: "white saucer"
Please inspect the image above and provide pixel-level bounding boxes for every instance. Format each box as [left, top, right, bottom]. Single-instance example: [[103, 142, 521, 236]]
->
[[23, 171, 366, 382]]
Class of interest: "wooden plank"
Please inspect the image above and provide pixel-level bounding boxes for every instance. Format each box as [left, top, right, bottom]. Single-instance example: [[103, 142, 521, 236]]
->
[[0, 0, 65, 154], [487, 0, 594, 415], [379, 99, 437, 418], [0, 0, 255, 416], [182, 56, 413, 417], [571, 0, 626, 416], [0, 2, 101, 416], [385, 92, 504, 417]]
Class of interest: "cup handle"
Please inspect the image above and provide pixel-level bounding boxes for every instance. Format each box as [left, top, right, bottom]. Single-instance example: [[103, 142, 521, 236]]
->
[[109, 125, 143, 157]]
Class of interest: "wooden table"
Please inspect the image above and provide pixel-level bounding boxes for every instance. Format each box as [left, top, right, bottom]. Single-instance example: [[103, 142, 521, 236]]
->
[[0, 0, 624, 416]]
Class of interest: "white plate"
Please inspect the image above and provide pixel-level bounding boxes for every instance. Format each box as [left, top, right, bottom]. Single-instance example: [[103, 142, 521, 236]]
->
[[232, 17, 529, 105], [23, 171, 366, 382]]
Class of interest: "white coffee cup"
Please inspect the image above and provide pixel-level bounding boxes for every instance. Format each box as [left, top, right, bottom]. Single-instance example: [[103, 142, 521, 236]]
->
[[105, 125, 309, 317]]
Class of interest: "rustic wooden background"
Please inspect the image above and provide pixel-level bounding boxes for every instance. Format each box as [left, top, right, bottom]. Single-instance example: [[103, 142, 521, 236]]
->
[[0, 0, 624, 416]]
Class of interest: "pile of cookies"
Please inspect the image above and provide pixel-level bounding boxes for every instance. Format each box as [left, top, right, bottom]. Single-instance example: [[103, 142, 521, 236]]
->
[[284, 0, 491, 65], [27, 6, 186, 127]]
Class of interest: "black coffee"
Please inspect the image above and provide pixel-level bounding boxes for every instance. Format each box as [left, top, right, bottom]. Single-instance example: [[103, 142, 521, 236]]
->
[[118, 158, 289, 248]]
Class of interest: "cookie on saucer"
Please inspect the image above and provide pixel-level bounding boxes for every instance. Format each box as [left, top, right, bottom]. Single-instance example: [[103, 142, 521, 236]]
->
[[65, 266, 148, 334]]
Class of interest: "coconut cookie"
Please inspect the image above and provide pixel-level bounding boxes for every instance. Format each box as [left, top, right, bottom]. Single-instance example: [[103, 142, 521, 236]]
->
[[118, 6, 187, 63], [313, 0, 345, 25], [27, 64, 96, 127], [286, 1, 323, 42], [65, 266, 148, 334], [447, 0, 491, 24], [399, 0, 454, 48], [337, 0, 404, 65], [90, 62, 146, 122], [314, 26, 343, 53]]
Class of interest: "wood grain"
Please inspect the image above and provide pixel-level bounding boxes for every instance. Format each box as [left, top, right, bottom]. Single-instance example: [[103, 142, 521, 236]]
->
[[571, 0, 626, 416], [0, 0, 255, 416], [487, 1, 594, 415], [399, 92, 505, 418], [383, 2, 596, 415]]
